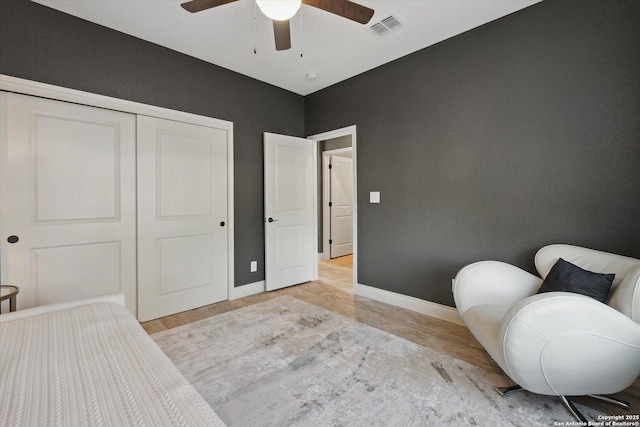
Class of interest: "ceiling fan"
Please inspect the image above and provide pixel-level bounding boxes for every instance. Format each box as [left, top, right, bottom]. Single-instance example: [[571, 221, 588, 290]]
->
[[180, 0, 375, 51]]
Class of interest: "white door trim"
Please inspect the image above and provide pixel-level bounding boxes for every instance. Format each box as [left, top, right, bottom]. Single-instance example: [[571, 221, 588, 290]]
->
[[307, 126, 357, 291], [0, 74, 235, 307], [322, 148, 353, 261]]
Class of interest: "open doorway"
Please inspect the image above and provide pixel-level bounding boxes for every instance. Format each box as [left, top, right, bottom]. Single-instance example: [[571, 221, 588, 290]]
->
[[322, 148, 353, 259], [309, 126, 357, 294]]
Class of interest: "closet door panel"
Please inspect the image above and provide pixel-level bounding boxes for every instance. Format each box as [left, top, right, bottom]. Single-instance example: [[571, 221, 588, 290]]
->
[[0, 92, 137, 314], [137, 116, 228, 322]]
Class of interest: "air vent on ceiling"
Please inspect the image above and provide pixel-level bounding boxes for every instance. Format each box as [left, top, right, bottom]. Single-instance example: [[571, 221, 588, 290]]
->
[[368, 14, 403, 38]]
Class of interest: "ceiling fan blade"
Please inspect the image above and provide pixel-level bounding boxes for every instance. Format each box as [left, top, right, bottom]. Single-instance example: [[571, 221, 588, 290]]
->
[[273, 20, 292, 51], [303, 0, 374, 24], [181, 0, 239, 13]]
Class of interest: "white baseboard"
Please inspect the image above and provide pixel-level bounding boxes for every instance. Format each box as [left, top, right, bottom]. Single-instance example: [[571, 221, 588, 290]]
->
[[318, 252, 329, 261], [229, 280, 265, 300], [354, 283, 464, 326]]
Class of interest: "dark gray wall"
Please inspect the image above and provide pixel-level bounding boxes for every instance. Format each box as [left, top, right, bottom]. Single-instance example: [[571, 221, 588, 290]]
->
[[323, 135, 352, 152], [0, 0, 305, 287], [306, 0, 640, 307]]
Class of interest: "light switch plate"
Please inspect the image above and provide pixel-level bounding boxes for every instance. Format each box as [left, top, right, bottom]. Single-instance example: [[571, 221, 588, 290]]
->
[[370, 191, 380, 203], [250, 261, 258, 272]]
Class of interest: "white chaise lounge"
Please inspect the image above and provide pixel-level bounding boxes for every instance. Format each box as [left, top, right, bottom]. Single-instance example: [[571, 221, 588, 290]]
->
[[0, 293, 224, 426]]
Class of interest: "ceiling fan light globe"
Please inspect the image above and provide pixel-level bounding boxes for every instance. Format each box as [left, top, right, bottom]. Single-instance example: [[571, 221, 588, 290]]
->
[[256, 0, 301, 21]]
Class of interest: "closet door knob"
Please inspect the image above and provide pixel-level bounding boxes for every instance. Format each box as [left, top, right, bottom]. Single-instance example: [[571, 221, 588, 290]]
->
[[220, 221, 225, 227], [7, 235, 19, 244]]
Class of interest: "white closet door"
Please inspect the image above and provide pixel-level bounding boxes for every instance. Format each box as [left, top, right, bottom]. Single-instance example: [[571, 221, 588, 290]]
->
[[137, 116, 228, 322], [0, 92, 137, 314]]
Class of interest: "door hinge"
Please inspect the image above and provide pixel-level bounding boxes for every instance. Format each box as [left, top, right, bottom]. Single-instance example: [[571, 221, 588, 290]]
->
[[328, 164, 332, 169], [329, 202, 332, 207], [329, 239, 333, 244]]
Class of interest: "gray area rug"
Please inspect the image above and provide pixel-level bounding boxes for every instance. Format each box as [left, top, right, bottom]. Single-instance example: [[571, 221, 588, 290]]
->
[[152, 295, 600, 426]]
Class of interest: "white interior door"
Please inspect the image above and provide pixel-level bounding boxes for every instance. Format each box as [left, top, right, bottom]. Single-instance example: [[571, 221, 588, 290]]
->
[[264, 133, 316, 292], [137, 116, 228, 322], [330, 155, 353, 258], [0, 92, 137, 314]]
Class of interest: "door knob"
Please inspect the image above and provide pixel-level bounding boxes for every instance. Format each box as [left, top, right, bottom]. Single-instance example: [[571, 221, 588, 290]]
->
[[268, 218, 278, 223], [220, 221, 225, 227], [7, 235, 19, 244]]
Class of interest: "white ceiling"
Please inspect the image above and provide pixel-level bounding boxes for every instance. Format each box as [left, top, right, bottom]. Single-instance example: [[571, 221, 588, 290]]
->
[[32, 0, 541, 96]]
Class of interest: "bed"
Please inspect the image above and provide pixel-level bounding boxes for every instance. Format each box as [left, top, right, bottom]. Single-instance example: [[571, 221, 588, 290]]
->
[[0, 293, 224, 426]]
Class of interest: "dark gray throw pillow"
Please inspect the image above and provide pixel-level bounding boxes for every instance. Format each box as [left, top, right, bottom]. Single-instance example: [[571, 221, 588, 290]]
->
[[537, 258, 615, 303]]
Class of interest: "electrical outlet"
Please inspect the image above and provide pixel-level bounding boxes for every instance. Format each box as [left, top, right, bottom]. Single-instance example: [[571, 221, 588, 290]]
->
[[250, 261, 258, 273]]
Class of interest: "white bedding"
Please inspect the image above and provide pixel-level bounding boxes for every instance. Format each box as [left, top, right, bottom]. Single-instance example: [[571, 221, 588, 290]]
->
[[0, 301, 225, 426]]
